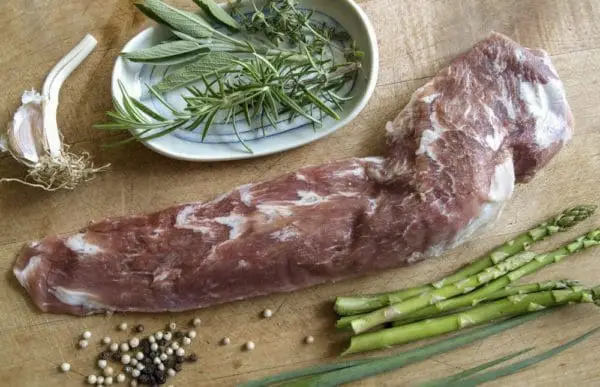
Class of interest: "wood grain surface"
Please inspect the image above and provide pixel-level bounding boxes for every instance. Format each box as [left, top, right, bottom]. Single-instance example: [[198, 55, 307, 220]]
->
[[1, 0, 600, 386]]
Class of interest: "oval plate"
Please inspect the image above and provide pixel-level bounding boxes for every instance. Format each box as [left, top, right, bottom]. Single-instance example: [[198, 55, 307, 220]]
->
[[112, 0, 379, 161]]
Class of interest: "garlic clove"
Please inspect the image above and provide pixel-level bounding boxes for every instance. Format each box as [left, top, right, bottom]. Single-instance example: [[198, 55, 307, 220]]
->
[[6, 91, 46, 166]]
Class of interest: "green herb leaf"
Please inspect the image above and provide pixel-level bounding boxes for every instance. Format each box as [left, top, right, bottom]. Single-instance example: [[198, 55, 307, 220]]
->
[[122, 40, 209, 64], [240, 312, 547, 387], [155, 52, 237, 92], [192, 0, 241, 30], [135, 3, 172, 27], [141, 0, 214, 39], [418, 347, 534, 387], [451, 326, 600, 387]]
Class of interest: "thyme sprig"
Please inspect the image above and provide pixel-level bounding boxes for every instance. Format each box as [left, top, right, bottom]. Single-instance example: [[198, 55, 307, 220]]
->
[[98, 0, 363, 152]]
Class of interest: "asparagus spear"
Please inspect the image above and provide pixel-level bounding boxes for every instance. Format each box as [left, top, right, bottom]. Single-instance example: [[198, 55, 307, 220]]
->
[[334, 205, 596, 316], [336, 280, 575, 330], [390, 280, 579, 327], [344, 285, 599, 355], [350, 229, 600, 334], [265, 313, 548, 387]]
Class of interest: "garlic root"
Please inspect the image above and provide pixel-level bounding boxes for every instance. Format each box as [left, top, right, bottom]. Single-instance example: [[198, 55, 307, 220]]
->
[[0, 34, 109, 191]]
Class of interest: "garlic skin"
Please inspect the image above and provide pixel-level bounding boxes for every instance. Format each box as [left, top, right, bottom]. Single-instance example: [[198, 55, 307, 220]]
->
[[5, 90, 47, 167], [0, 34, 109, 191]]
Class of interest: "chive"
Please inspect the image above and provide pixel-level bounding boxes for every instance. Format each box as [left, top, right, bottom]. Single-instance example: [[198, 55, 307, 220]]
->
[[239, 312, 546, 387]]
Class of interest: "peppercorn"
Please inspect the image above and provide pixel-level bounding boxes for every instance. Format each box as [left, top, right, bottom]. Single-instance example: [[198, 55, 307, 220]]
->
[[99, 351, 111, 361], [111, 351, 122, 362], [138, 373, 151, 384], [135, 324, 145, 333], [191, 317, 201, 327], [174, 363, 183, 372], [187, 353, 198, 363], [173, 331, 184, 340]]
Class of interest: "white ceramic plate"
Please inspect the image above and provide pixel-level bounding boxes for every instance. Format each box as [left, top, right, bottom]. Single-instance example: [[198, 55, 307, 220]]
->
[[112, 0, 379, 161]]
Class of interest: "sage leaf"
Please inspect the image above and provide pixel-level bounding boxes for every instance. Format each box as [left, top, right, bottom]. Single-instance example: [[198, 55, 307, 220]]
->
[[155, 52, 237, 92], [122, 40, 209, 64], [134, 3, 172, 27], [142, 0, 213, 39], [192, 0, 241, 30]]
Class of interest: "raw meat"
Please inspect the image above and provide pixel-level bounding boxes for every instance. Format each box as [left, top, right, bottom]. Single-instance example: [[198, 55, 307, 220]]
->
[[13, 33, 574, 315]]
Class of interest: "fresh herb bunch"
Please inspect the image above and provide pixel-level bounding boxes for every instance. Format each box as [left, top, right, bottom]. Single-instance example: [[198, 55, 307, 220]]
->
[[232, 0, 352, 51], [97, 0, 363, 152]]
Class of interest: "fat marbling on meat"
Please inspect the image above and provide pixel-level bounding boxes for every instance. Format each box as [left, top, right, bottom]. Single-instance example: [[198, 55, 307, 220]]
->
[[13, 33, 574, 315]]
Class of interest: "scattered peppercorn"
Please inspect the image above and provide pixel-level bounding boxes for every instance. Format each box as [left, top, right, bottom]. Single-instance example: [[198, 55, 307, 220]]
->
[[118, 322, 128, 331], [187, 353, 198, 363], [221, 337, 231, 346], [82, 331, 92, 339], [262, 309, 273, 318], [87, 374, 97, 384], [168, 322, 177, 331], [135, 324, 145, 333], [174, 363, 183, 372], [182, 337, 192, 346], [102, 336, 112, 345], [78, 339, 89, 349], [59, 362, 71, 372], [191, 317, 201, 327], [187, 330, 197, 339], [304, 335, 315, 344], [244, 341, 256, 351]]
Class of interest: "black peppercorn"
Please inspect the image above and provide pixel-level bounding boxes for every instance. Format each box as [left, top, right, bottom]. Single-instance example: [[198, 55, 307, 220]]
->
[[135, 324, 145, 333], [187, 353, 198, 362], [174, 363, 183, 372]]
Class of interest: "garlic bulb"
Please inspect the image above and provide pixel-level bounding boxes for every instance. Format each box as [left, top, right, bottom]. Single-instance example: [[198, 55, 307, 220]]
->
[[0, 34, 109, 191]]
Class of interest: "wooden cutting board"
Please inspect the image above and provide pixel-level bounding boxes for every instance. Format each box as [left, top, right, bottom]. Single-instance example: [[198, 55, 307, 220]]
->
[[2, 0, 600, 385]]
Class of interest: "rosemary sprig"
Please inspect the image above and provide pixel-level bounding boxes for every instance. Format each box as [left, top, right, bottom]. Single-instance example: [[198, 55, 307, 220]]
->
[[101, 53, 358, 151], [98, 0, 363, 151]]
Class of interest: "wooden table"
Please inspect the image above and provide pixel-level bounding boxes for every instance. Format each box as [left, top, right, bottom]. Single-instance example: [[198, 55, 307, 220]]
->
[[1, 0, 600, 385]]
